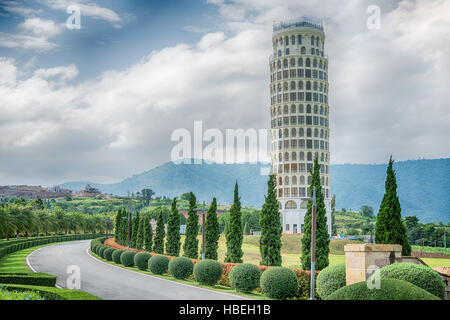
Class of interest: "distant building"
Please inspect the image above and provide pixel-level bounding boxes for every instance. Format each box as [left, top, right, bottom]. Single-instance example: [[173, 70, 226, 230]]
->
[[75, 184, 106, 198], [0, 185, 71, 200]]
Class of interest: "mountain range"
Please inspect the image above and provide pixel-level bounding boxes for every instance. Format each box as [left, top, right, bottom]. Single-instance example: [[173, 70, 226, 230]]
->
[[59, 158, 450, 223]]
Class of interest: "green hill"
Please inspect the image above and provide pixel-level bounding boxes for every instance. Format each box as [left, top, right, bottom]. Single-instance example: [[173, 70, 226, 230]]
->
[[60, 158, 450, 223]]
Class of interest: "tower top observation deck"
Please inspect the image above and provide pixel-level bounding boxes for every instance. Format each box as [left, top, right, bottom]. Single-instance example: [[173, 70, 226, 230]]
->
[[273, 17, 323, 32]]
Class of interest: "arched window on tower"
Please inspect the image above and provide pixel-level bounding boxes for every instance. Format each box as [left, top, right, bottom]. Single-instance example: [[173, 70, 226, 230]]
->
[[285, 176, 289, 185], [278, 50, 282, 57], [300, 175, 305, 185], [306, 58, 311, 67], [291, 128, 297, 137], [292, 152, 297, 161], [307, 128, 312, 137], [298, 35, 302, 45], [299, 151, 305, 161], [301, 47, 306, 54], [299, 128, 304, 137], [284, 152, 289, 161], [306, 104, 312, 113], [284, 128, 289, 137], [307, 152, 313, 161], [291, 105, 296, 113], [290, 81, 296, 90], [292, 176, 297, 185], [283, 105, 289, 113], [298, 81, 304, 90], [298, 58, 303, 66], [310, 36, 314, 46], [290, 58, 296, 67], [285, 200, 297, 210], [283, 59, 288, 68]]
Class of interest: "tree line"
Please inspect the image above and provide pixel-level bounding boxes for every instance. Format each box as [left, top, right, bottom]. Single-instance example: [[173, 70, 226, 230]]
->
[[0, 199, 113, 240]]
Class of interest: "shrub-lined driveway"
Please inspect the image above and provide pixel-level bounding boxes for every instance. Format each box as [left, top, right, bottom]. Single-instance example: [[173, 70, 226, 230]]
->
[[27, 240, 245, 300]]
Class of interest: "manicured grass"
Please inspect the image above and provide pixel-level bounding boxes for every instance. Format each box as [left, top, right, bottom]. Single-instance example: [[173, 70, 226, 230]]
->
[[412, 245, 449, 255], [0, 244, 53, 273], [420, 258, 450, 268], [1, 283, 100, 300], [90, 250, 268, 300]]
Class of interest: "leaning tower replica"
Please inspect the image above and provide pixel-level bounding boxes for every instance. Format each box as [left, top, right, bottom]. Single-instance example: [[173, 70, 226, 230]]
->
[[269, 18, 332, 234]]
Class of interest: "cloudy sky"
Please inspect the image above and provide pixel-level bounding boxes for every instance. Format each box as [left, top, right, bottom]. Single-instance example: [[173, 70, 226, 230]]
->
[[0, 0, 449, 186]]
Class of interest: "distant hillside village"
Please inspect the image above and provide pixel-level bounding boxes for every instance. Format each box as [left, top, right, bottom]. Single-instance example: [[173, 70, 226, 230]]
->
[[0, 184, 113, 201]]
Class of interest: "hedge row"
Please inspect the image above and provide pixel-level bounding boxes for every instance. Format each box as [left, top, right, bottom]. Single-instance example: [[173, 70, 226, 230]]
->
[[0, 234, 104, 260], [0, 273, 56, 287]]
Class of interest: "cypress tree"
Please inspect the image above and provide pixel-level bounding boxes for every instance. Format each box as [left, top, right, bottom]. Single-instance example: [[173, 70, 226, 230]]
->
[[205, 197, 220, 260], [259, 174, 282, 266], [225, 182, 243, 263], [143, 215, 153, 251], [153, 210, 165, 254], [114, 209, 122, 243], [183, 192, 199, 259], [165, 198, 181, 256], [136, 216, 145, 250], [120, 209, 129, 246], [130, 212, 140, 249], [301, 158, 330, 270], [375, 157, 411, 256]]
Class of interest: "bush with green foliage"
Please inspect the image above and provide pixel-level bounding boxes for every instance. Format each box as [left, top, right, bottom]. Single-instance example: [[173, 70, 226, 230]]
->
[[111, 249, 125, 264], [326, 279, 440, 300], [380, 263, 445, 299], [120, 251, 136, 267], [148, 255, 170, 275], [97, 245, 108, 258], [193, 259, 223, 286], [316, 263, 346, 299], [103, 248, 115, 261], [229, 263, 261, 293], [0, 273, 56, 287], [168, 257, 194, 279], [134, 252, 152, 271], [260, 267, 298, 299]]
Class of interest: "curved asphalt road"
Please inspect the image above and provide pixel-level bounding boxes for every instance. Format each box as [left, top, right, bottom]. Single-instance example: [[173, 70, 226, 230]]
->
[[27, 240, 245, 300]]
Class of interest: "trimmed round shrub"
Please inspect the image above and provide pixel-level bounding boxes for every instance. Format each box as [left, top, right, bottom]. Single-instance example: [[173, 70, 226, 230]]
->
[[316, 263, 346, 299], [148, 255, 170, 275], [120, 251, 137, 267], [134, 252, 152, 271], [380, 263, 445, 299], [103, 247, 115, 261], [97, 245, 108, 258], [92, 243, 101, 254], [229, 263, 261, 293], [168, 257, 194, 279], [326, 279, 440, 300], [260, 267, 298, 300], [112, 249, 125, 264], [193, 259, 223, 286]]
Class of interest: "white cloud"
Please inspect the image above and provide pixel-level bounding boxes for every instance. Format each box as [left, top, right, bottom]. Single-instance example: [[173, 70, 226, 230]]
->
[[0, 1, 44, 17], [42, 0, 122, 26], [0, 57, 17, 86], [34, 64, 79, 81], [0, 18, 64, 51]]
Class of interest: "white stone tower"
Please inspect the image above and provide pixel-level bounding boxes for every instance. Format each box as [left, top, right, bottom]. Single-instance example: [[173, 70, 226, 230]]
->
[[269, 18, 332, 234]]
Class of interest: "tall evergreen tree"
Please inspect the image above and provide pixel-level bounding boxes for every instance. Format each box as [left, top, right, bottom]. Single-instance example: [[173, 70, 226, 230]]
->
[[183, 192, 199, 259], [136, 216, 145, 250], [130, 212, 140, 248], [301, 158, 330, 270], [375, 157, 411, 256], [331, 194, 337, 236], [225, 182, 243, 263], [119, 209, 128, 246], [205, 197, 220, 260], [143, 215, 153, 251], [114, 209, 123, 244], [153, 210, 165, 253], [165, 198, 181, 256], [259, 174, 282, 266]]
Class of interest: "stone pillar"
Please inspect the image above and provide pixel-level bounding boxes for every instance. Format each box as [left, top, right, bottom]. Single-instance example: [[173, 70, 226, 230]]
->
[[344, 244, 402, 286]]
